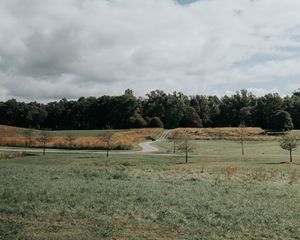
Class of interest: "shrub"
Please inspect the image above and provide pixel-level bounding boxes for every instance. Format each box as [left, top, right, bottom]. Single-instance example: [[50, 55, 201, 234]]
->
[[149, 117, 164, 128], [271, 110, 293, 131], [128, 114, 147, 128]]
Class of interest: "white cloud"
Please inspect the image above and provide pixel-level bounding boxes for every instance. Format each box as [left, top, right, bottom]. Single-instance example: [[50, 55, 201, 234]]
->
[[0, 0, 300, 101]]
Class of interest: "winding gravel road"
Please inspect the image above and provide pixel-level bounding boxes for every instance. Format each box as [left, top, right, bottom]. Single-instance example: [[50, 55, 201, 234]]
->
[[138, 129, 171, 153]]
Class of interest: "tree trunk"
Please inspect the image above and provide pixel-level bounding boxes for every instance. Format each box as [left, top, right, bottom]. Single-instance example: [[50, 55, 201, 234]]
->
[[43, 142, 46, 156], [185, 141, 188, 164], [241, 141, 244, 156], [106, 143, 109, 158], [290, 146, 292, 163], [173, 141, 176, 154]]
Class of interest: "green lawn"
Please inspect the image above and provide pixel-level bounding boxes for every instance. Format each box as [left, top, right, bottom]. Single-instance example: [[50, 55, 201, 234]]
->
[[155, 139, 300, 162], [1, 141, 300, 239]]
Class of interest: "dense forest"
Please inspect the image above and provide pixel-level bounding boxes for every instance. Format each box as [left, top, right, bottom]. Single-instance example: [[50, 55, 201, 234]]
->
[[0, 89, 299, 130]]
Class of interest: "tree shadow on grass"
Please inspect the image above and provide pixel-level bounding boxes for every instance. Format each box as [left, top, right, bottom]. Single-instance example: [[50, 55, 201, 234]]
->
[[262, 161, 300, 165], [261, 162, 289, 165]]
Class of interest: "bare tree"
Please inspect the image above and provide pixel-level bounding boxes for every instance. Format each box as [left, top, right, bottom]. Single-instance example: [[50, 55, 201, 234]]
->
[[37, 130, 52, 156], [173, 140, 176, 154], [23, 129, 35, 148], [65, 134, 76, 149], [169, 139, 178, 154], [97, 132, 113, 157], [280, 135, 298, 163], [239, 123, 246, 156], [170, 131, 183, 154], [177, 132, 196, 163]]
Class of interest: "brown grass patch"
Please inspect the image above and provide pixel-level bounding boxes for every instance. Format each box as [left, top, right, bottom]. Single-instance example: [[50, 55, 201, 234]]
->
[[170, 127, 279, 141], [0, 127, 163, 150], [223, 167, 238, 180], [289, 172, 300, 184]]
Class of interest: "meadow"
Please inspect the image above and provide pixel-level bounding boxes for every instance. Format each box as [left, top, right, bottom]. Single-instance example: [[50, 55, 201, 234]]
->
[[1, 137, 300, 240], [0, 125, 163, 150]]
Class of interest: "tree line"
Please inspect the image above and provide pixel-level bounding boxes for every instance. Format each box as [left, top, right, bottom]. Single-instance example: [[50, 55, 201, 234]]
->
[[0, 89, 300, 130]]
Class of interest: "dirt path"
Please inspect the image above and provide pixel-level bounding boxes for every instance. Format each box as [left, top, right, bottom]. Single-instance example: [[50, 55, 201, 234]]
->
[[138, 141, 160, 153], [138, 129, 171, 153]]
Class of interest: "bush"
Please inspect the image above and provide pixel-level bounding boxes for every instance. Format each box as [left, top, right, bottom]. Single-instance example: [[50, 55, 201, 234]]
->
[[271, 110, 293, 131], [128, 114, 147, 128], [149, 117, 164, 128]]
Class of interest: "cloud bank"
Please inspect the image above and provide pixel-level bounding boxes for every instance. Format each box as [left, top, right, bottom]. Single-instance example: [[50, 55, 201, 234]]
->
[[0, 0, 300, 101]]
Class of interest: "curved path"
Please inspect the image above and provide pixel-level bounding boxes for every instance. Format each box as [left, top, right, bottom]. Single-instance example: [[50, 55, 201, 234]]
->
[[138, 129, 171, 153]]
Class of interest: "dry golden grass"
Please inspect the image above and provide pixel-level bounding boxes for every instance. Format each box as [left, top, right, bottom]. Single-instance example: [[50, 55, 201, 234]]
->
[[0, 126, 163, 150], [170, 127, 279, 141], [0, 124, 25, 136]]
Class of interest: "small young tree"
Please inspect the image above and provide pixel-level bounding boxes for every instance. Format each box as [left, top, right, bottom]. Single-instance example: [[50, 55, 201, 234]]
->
[[169, 131, 181, 154], [23, 129, 35, 148], [168, 139, 179, 154], [98, 132, 113, 157], [280, 135, 298, 163], [173, 139, 177, 154], [177, 132, 196, 163], [65, 134, 76, 149], [239, 123, 246, 156], [37, 130, 52, 156]]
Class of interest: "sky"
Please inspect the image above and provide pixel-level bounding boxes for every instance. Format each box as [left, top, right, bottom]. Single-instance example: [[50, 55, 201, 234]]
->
[[0, 0, 300, 101]]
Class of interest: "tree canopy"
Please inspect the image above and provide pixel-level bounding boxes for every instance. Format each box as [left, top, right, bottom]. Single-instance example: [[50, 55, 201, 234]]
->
[[0, 89, 299, 130]]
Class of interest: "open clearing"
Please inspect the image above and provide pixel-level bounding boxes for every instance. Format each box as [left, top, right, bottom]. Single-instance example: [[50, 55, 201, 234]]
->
[[1, 136, 300, 240]]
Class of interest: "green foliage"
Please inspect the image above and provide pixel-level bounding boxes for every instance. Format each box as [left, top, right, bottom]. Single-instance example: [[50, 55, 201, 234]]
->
[[179, 106, 203, 128], [272, 110, 294, 131], [128, 114, 147, 128], [280, 135, 298, 162], [149, 117, 164, 128], [2, 89, 300, 130], [280, 135, 298, 151]]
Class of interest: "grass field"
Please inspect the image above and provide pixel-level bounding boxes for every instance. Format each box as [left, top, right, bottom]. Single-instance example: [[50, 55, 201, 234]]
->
[[1, 139, 300, 240], [155, 139, 300, 162]]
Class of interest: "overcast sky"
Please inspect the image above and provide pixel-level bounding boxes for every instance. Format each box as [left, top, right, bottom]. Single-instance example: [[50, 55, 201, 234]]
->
[[1, 0, 300, 101]]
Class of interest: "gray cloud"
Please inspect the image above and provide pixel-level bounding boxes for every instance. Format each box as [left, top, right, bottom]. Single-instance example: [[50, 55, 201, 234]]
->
[[0, 0, 300, 101]]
